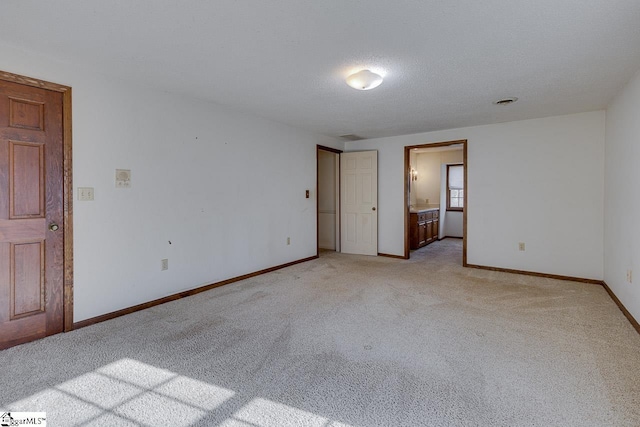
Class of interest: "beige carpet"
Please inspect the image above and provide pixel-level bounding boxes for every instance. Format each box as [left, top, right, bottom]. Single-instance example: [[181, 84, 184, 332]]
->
[[1, 239, 639, 426]]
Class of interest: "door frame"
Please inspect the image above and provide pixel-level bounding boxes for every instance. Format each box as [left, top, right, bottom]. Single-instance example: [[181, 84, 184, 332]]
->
[[316, 145, 342, 256], [404, 139, 467, 263], [0, 70, 74, 331]]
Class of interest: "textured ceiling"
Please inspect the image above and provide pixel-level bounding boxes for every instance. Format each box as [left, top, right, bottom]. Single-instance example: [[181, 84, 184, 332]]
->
[[2, 1, 640, 139]]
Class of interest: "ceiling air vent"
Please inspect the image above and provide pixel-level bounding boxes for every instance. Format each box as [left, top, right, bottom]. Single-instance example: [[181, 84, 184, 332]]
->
[[493, 97, 518, 106], [339, 134, 365, 141]]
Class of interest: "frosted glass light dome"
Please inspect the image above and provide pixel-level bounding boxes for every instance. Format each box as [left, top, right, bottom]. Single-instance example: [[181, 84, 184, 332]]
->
[[346, 70, 383, 90]]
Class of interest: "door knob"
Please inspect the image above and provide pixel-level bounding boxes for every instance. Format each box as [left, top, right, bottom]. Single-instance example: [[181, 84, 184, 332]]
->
[[49, 223, 59, 232], [372, 207, 376, 211]]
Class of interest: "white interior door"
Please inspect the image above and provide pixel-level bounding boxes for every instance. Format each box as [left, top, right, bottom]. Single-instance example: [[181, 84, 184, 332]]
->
[[340, 151, 378, 255]]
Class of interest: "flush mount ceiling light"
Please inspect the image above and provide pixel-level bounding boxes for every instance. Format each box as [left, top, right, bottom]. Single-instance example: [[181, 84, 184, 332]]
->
[[493, 97, 518, 105], [346, 69, 383, 90]]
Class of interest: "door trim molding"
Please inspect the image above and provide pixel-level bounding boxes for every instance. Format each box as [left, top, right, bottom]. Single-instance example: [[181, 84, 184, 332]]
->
[[404, 140, 467, 262], [0, 70, 73, 331]]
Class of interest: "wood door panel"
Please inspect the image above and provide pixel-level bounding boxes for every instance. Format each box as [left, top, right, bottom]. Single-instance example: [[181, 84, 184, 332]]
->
[[9, 97, 45, 131], [1, 242, 46, 345], [345, 156, 357, 172], [358, 213, 373, 244], [0, 243, 8, 323], [0, 139, 7, 220], [45, 219, 64, 336], [0, 314, 46, 347], [9, 141, 45, 218], [345, 174, 357, 205], [0, 77, 65, 349], [360, 173, 372, 204], [43, 88, 65, 337], [345, 213, 357, 243], [11, 241, 45, 319], [0, 218, 46, 240]]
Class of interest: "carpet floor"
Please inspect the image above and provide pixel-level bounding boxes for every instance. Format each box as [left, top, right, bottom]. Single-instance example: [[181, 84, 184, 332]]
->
[[1, 239, 639, 426]]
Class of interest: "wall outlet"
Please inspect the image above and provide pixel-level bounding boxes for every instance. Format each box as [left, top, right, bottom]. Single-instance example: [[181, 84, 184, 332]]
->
[[161, 259, 168, 271], [518, 242, 525, 251], [78, 187, 94, 201], [287, 237, 291, 245], [627, 269, 632, 283]]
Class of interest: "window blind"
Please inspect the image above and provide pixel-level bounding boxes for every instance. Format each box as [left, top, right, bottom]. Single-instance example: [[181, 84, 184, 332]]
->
[[448, 165, 464, 189]]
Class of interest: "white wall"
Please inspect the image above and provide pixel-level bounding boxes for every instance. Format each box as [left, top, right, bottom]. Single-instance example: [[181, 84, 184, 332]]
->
[[346, 111, 605, 280], [0, 42, 343, 322], [604, 69, 640, 322], [443, 211, 464, 238], [440, 151, 464, 166], [412, 150, 463, 207], [414, 152, 442, 205], [409, 150, 418, 206]]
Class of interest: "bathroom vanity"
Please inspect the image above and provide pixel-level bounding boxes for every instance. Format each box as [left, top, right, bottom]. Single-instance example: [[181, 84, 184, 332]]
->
[[409, 208, 439, 249]]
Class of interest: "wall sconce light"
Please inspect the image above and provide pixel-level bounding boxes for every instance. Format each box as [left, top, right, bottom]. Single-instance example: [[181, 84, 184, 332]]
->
[[411, 168, 418, 181]]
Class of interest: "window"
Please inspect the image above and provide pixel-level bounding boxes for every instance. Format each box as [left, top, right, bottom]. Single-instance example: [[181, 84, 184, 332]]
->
[[447, 164, 464, 211]]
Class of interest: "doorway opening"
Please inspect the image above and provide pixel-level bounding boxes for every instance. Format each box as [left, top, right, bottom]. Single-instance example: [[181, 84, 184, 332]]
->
[[317, 145, 341, 256], [403, 140, 467, 264]]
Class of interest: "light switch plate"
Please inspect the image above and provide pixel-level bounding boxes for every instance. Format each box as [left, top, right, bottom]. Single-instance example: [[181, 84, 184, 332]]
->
[[116, 169, 131, 188]]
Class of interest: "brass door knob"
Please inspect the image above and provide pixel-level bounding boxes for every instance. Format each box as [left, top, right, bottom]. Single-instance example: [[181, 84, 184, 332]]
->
[[372, 207, 376, 211], [49, 223, 59, 232]]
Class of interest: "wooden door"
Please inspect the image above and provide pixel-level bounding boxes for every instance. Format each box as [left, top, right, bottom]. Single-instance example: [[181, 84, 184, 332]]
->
[[0, 79, 64, 349], [433, 219, 439, 241], [340, 151, 377, 255], [418, 222, 426, 247], [426, 221, 434, 243], [409, 213, 419, 249]]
